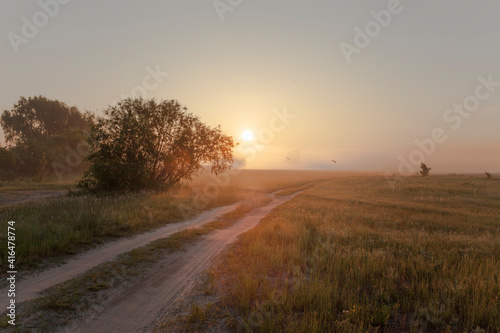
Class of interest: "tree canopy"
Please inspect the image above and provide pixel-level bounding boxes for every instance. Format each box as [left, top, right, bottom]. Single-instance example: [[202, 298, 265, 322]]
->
[[78, 98, 235, 193], [0, 146, 16, 180], [1, 96, 93, 178], [1, 96, 93, 146]]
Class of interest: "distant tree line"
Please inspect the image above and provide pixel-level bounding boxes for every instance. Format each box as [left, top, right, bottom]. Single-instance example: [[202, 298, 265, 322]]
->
[[1, 96, 235, 193], [0, 96, 93, 181]]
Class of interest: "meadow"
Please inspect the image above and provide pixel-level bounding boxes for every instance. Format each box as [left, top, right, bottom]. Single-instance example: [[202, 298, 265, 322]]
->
[[0, 170, 336, 270], [174, 175, 500, 332], [1, 172, 499, 332]]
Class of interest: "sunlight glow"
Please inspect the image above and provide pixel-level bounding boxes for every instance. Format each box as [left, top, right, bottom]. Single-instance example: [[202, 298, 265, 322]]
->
[[241, 130, 254, 142]]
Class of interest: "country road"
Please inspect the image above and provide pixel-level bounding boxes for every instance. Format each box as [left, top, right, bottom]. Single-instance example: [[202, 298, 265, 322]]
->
[[67, 191, 301, 333], [0, 202, 240, 307]]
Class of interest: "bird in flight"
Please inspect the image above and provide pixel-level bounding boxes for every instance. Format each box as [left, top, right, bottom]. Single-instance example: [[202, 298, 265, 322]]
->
[[286, 157, 291, 160], [332, 160, 336, 163]]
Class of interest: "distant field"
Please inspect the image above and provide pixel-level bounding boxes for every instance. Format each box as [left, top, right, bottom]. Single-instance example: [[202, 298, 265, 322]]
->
[[180, 175, 500, 332], [0, 170, 338, 270], [0, 169, 341, 194], [190, 169, 355, 192]]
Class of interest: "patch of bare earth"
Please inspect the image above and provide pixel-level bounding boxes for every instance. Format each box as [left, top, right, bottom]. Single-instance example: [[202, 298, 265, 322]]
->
[[0, 190, 66, 208]]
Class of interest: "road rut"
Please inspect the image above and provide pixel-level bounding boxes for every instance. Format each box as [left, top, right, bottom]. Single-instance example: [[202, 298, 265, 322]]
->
[[0, 203, 240, 307], [68, 192, 300, 333]]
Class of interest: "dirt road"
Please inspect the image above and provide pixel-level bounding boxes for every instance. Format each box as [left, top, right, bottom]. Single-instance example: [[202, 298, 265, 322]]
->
[[68, 191, 301, 333], [0, 203, 240, 307], [0, 190, 65, 208]]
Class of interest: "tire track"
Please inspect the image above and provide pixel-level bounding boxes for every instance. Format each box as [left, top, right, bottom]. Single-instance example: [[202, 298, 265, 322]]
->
[[68, 192, 301, 333], [0, 203, 240, 307]]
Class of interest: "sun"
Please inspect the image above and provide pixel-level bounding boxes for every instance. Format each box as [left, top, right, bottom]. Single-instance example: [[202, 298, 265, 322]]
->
[[241, 130, 254, 142]]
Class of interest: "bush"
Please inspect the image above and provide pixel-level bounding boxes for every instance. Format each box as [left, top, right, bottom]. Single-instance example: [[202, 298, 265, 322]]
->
[[419, 162, 431, 177]]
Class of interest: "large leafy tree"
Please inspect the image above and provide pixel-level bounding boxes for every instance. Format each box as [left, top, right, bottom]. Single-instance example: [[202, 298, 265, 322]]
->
[[2, 96, 93, 145], [0, 146, 17, 180], [78, 98, 235, 193], [1, 96, 94, 176]]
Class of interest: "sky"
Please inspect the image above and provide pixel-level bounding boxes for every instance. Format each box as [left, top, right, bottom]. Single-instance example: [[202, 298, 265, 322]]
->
[[1, 0, 499, 173]]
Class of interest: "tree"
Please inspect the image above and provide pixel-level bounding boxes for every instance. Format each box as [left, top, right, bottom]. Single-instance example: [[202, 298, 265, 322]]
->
[[0, 146, 17, 180], [35, 152, 49, 182], [485, 172, 492, 179], [419, 162, 431, 177], [1, 96, 93, 146], [1, 96, 94, 177], [78, 98, 235, 193]]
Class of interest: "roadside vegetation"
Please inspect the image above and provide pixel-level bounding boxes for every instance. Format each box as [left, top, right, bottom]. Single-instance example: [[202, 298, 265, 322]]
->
[[1, 192, 271, 331], [170, 175, 500, 332], [0, 170, 337, 271], [0, 186, 237, 270]]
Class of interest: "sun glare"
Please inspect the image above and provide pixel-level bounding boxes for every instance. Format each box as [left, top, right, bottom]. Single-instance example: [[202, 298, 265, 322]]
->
[[241, 130, 254, 142]]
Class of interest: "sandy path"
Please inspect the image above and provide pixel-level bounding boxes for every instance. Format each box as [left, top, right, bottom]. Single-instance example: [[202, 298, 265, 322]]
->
[[69, 192, 300, 333], [0, 203, 240, 308]]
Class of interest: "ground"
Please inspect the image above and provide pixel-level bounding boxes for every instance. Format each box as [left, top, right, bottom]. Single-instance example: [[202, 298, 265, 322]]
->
[[0, 172, 498, 332], [160, 174, 500, 333]]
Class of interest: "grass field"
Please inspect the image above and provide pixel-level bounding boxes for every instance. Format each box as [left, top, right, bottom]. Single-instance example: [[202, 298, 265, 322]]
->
[[174, 175, 500, 332], [0, 170, 337, 270], [191, 169, 345, 192], [2, 172, 498, 332], [0, 192, 273, 331]]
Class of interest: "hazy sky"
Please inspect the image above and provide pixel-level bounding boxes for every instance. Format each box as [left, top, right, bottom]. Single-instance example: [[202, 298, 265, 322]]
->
[[1, 0, 499, 173]]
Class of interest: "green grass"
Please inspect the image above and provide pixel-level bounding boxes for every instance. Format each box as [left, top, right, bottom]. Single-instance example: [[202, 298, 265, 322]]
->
[[186, 175, 500, 333], [0, 186, 242, 269], [0, 170, 335, 271], [8, 193, 271, 331]]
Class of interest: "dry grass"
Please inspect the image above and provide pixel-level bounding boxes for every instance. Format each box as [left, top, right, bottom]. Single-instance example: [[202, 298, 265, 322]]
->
[[0, 187, 238, 269], [184, 175, 500, 332], [189, 169, 345, 193], [4, 192, 272, 331], [0, 170, 331, 271]]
